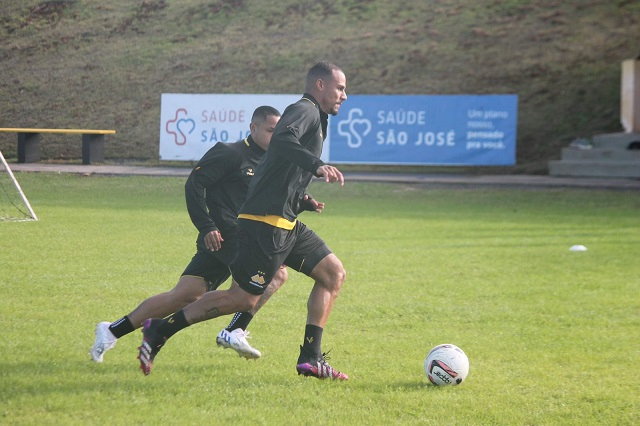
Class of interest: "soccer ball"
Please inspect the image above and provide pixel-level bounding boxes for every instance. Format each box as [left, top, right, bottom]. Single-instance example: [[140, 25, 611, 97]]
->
[[424, 344, 469, 386]]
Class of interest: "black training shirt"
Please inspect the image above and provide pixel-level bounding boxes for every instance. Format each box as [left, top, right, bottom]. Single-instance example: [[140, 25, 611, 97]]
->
[[185, 135, 265, 237], [239, 94, 327, 221]]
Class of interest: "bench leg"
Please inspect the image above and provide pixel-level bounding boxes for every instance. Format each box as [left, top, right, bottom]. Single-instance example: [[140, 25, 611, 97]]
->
[[82, 134, 105, 165], [17, 133, 41, 163]]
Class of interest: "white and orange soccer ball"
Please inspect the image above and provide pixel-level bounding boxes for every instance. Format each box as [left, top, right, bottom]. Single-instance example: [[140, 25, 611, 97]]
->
[[424, 344, 469, 386]]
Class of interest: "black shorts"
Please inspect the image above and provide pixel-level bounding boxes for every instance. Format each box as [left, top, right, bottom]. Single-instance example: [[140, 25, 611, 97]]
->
[[231, 219, 332, 295], [181, 247, 232, 292]]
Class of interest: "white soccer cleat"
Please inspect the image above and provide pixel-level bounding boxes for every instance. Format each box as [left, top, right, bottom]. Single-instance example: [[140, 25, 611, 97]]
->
[[216, 328, 261, 360], [90, 321, 117, 362]]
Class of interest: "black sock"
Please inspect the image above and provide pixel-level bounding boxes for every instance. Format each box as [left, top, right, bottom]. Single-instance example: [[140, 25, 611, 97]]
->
[[157, 310, 190, 339], [226, 312, 254, 332], [299, 324, 323, 362], [108, 316, 135, 338]]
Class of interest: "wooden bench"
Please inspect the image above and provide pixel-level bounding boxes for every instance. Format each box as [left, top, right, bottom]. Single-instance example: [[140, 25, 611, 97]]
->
[[0, 128, 116, 165]]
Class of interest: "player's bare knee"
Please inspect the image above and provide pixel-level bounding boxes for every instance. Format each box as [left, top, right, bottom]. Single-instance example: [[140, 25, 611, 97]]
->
[[170, 276, 207, 306], [324, 263, 347, 293], [338, 264, 347, 284], [247, 297, 259, 311], [228, 283, 260, 312], [329, 257, 346, 284], [312, 255, 346, 291], [234, 291, 258, 311], [181, 293, 201, 306], [336, 266, 347, 294], [168, 288, 203, 307], [271, 267, 288, 290]]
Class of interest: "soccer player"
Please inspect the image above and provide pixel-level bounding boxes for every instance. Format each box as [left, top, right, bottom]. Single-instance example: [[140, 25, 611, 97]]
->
[[91, 106, 317, 362], [138, 61, 349, 380]]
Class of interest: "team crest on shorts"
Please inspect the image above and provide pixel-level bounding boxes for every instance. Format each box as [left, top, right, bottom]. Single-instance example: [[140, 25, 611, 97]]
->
[[250, 272, 266, 287]]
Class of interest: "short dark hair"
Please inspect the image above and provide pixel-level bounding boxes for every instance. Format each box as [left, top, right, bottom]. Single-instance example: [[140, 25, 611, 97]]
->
[[251, 105, 281, 124], [305, 61, 342, 91]]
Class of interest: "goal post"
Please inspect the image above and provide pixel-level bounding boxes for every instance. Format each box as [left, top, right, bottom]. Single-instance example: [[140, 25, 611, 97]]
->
[[0, 150, 38, 221]]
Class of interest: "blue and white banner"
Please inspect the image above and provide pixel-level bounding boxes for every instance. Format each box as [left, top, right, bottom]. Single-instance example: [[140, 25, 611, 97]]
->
[[160, 94, 517, 166], [329, 95, 518, 166], [159, 94, 300, 161]]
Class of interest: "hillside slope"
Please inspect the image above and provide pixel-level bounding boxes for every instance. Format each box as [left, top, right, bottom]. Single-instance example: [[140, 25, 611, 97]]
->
[[1, 0, 639, 172]]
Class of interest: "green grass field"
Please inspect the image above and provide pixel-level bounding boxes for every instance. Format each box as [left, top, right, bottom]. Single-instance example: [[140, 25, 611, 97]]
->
[[1, 173, 638, 424]]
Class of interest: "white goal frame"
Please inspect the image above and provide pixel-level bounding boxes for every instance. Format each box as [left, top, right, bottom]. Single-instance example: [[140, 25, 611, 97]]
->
[[0, 150, 38, 221]]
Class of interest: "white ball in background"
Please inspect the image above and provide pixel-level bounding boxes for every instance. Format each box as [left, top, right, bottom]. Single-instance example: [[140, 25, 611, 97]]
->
[[569, 245, 587, 251]]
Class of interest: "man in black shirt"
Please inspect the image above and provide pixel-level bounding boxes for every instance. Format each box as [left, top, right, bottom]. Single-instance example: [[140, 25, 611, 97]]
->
[[139, 62, 349, 380], [91, 106, 292, 362]]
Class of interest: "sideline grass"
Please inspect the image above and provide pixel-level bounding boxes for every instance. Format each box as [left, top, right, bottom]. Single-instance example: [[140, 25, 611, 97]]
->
[[1, 173, 638, 424]]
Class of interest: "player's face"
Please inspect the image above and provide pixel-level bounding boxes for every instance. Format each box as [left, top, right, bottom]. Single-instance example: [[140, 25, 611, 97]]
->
[[319, 70, 347, 116], [251, 114, 280, 151]]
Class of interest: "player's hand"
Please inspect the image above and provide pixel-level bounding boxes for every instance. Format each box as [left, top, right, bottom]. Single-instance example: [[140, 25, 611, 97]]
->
[[316, 165, 344, 186], [204, 230, 224, 251], [303, 194, 325, 213]]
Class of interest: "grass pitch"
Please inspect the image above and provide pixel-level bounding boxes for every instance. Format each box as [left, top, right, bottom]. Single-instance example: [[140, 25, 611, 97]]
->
[[0, 173, 638, 424]]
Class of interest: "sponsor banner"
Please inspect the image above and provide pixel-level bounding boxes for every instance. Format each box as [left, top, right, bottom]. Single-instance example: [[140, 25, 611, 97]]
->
[[160, 93, 517, 166], [330, 95, 518, 165], [159, 94, 300, 161]]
